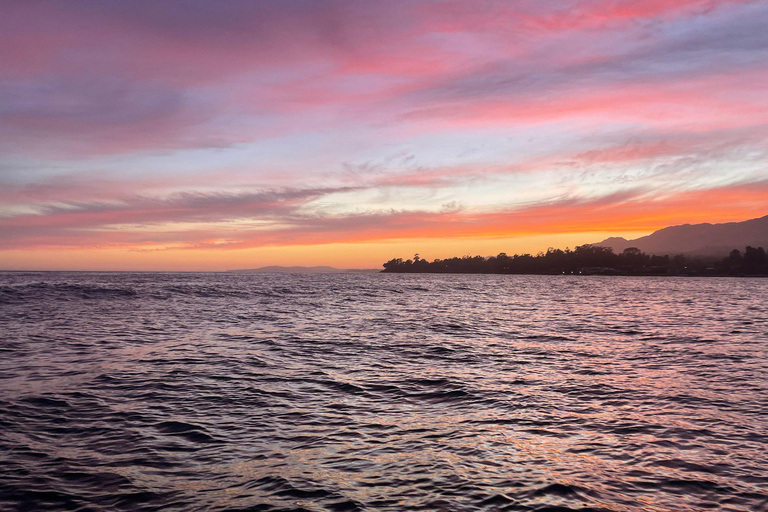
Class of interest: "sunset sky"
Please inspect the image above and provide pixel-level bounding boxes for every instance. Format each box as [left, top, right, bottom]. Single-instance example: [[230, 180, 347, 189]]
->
[[1, 0, 767, 270]]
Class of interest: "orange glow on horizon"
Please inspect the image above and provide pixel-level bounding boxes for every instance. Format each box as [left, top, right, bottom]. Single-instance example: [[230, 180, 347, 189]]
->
[[3, 180, 766, 271]]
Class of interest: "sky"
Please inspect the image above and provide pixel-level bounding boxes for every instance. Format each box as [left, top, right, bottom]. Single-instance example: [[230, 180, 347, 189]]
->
[[1, 0, 767, 271]]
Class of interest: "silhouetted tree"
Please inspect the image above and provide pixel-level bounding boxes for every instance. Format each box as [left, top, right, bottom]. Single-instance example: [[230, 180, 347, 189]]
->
[[743, 246, 768, 273], [382, 245, 768, 276]]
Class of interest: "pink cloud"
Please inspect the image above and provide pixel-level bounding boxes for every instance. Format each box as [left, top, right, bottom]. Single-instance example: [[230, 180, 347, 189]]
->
[[401, 69, 768, 132], [1, 0, 766, 158], [1, 0, 767, 263], [3, 179, 767, 251]]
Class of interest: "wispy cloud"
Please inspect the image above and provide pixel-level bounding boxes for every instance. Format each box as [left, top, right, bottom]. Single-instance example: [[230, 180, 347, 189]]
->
[[3, 178, 766, 252], [1, 0, 767, 267]]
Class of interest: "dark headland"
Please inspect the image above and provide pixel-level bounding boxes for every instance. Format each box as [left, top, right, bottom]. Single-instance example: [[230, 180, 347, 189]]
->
[[381, 215, 768, 276]]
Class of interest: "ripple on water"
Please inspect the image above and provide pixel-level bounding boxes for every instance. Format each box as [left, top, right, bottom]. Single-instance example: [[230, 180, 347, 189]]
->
[[0, 272, 767, 511]]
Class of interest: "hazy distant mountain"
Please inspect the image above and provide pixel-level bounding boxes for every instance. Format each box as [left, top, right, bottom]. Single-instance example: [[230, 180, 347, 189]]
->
[[596, 214, 768, 256], [228, 266, 379, 273]]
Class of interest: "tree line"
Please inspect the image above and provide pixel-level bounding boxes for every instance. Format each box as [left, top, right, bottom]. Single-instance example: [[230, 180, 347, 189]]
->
[[381, 245, 768, 275]]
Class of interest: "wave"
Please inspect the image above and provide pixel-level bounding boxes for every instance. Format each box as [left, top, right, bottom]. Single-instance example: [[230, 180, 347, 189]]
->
[[2, 272, 767, 511]]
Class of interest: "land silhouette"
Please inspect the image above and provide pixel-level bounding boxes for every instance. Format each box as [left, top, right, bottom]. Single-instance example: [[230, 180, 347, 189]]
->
[[595, 214, 768, 255], [382, 245, 768, 275], [383, 215, 768, 275]]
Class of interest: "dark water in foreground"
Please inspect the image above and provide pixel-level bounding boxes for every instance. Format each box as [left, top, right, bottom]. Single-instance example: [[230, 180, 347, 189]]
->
[[1, 272, 767, 512]]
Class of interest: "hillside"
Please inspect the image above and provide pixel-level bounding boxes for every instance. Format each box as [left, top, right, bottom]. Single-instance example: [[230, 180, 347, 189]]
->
[[595, 214, 768, 256]]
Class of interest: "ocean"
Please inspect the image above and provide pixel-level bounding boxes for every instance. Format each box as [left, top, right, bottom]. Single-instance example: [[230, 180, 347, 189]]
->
[[1, 272, 767, 511]]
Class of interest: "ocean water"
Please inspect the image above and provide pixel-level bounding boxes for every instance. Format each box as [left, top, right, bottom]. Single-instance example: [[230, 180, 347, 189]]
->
[[1, 272, 767, 512]]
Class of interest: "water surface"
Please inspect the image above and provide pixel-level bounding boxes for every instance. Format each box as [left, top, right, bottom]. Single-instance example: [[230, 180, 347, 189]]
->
[[1, 272, 767, 511]]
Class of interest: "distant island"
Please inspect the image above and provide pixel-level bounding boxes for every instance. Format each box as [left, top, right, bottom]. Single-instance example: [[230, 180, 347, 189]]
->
[[382, 215, 768, 275], [228, 266, 379, 274]]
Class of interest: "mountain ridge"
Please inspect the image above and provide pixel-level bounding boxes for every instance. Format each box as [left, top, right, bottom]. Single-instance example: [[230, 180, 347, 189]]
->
[[595, 214, 768, 255]]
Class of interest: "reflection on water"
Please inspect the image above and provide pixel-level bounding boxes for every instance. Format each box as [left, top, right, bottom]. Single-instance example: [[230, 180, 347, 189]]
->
[[1, 272, 767, 511]]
